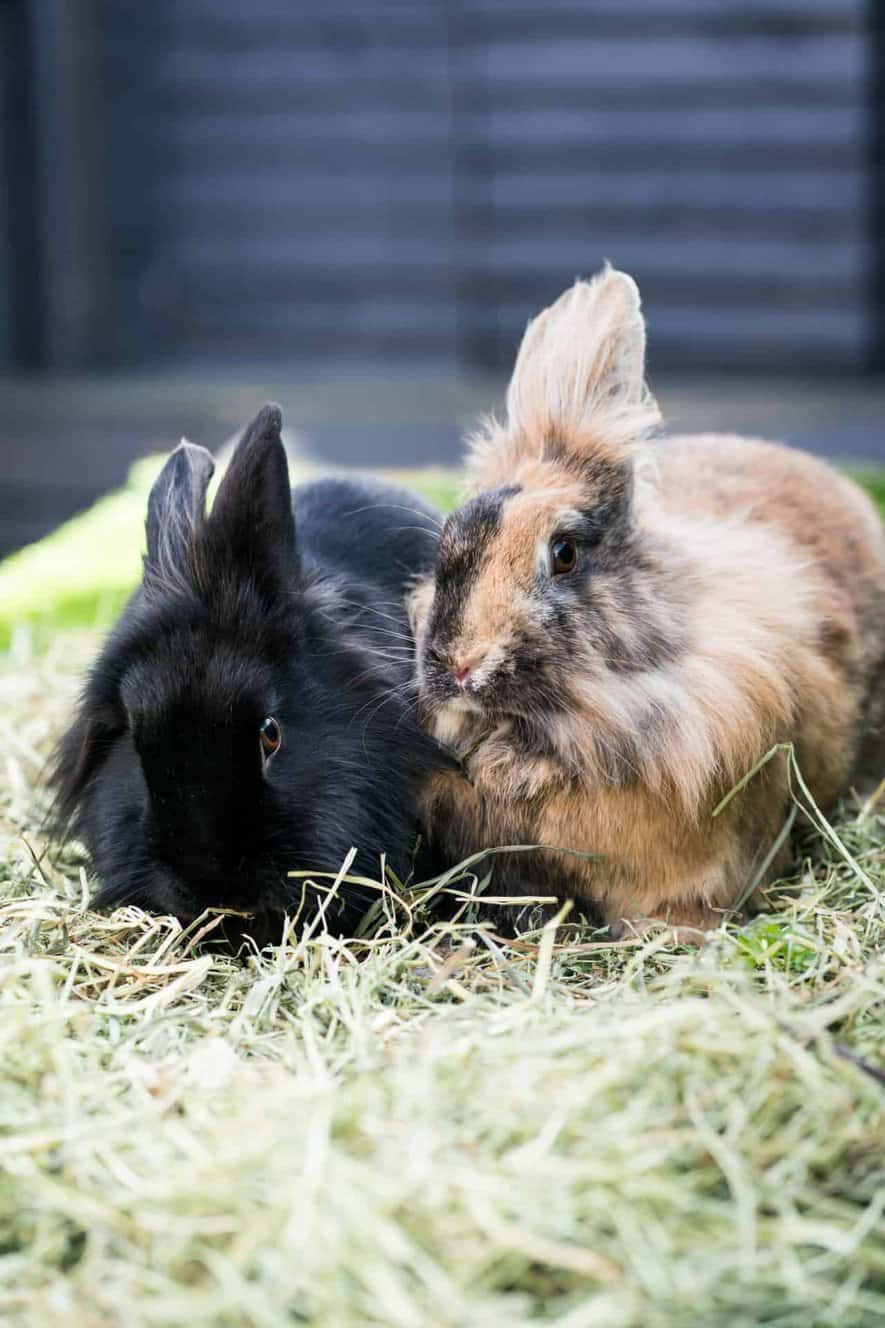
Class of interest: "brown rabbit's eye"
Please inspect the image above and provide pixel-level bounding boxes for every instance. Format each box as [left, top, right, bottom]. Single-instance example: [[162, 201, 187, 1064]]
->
[[550, 538, 578, 575], [259, 716, 282, 760]]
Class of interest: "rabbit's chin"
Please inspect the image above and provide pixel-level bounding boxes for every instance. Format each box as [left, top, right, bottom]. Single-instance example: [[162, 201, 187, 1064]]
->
[[447, 692, 488, 717], [423, 695, 489, 751]]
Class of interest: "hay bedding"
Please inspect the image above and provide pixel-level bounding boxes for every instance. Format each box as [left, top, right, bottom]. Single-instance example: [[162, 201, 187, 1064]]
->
[[1, 633, 884, 1328]]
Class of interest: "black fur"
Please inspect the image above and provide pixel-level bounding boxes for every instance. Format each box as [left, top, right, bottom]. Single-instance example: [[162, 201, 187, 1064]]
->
[[50, 404, 443, 945]]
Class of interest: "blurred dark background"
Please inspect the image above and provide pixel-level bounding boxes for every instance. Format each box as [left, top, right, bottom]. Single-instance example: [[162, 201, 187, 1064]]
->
[[1, 0, 883, 557]]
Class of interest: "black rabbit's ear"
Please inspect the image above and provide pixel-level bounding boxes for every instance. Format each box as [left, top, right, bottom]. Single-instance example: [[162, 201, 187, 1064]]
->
[[145, 441, 215, 581], [207, 403, 298, 592]]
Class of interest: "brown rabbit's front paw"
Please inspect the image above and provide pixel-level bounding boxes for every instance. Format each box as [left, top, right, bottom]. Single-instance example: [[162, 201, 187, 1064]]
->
[[467, 731, 565, 802], [606, 902, 726, 945]]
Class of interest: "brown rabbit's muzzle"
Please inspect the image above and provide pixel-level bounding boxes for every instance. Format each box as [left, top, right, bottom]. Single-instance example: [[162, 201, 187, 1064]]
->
[[415, 480, 594, 727], [416, 577, 566, 732], [418, 632, 516, 713]]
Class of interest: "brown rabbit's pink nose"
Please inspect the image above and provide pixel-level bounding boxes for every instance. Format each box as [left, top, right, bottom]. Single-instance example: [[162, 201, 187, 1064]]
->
[[450, 654, 485, 687]]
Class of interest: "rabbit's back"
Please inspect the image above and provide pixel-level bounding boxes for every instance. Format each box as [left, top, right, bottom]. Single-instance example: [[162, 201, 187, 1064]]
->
[[652, 432, 885, 786], [294, 475, 438, 601], [655, 434, 883, 576]]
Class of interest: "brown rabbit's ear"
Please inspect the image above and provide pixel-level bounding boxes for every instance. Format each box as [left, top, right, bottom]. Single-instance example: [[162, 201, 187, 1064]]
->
[[504, 267, 661, 465], [145, 441, 215, 583]]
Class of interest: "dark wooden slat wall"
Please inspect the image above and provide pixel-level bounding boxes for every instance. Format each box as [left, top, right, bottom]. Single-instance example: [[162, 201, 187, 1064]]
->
[[28, 0, 111, 368], [450, 0, 870, 368], [872, 0, 885, 370], [91, 0, 873, 372], [0, 6, 11, 367], [0, 0, 44, 367], [98, 1, 460, 363]]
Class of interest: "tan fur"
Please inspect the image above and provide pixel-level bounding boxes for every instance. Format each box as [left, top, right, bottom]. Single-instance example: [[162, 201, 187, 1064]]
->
[[466, 267, 660, 494], [451, 470, 591, 676], [412, 269, 885, 935]]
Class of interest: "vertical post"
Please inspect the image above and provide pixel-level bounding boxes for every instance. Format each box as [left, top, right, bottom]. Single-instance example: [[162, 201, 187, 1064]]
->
[[0, 5, 12, 367], [27, 0, 111, 368], [0, 0, 42, 366], [871, 0, 885, 373]]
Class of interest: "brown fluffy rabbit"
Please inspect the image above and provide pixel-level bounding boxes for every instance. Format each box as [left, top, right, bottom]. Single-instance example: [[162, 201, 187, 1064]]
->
[[410, 267, 885, 936]]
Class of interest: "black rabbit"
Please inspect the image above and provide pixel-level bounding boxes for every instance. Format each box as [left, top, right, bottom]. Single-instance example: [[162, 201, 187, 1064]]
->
[[50, 404, 443, 943]]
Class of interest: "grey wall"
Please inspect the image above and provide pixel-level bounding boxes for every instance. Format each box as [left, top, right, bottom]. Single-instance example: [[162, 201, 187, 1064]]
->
[[454, 0, 871, 369], [0, 5, 10, 367], [98, 2, 462, 364], [3, 0, 879, 373]]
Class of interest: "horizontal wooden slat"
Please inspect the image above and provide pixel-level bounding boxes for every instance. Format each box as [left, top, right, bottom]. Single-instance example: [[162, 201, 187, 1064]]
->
[[166, 230, 863, 283], [144, 38, 865, 101], [485, 167, 864, 215], [153, 104, 861, 155], [158, 264, 458, 300], [473, 0, 860, 11], [182, 298, 460, 334], [467, 35, 864, 85], [115, 6, 449, 52], [477, 106, 861, 149], [161, 115, 452, 159], [462, 140, 862, 171], [140, 165, 862, 224], [93, 0, 873, 372], [154, 172, 455, 213], [156, 47, 450, 89], [147, 79, 860, 116], [144, 204, 859, 249], [171, 325, 459, 361], [107, 0, 863, 40], [461, 0, 864, 36], [138, 126, 862, 175], [468, 0, 862, 18], [476, 84, 862, 112], [132, 49, 863, 117]]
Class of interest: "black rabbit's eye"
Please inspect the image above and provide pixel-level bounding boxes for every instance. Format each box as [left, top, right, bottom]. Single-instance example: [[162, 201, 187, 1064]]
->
[[259, 717, 282, 760], [550, 538, 578, 575]]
